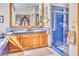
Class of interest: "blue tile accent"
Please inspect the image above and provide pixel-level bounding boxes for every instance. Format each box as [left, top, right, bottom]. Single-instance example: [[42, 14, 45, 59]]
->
[[51, 6, 69, 55], [52, 12, 64, 46], [51, 6, 64, 11], [51, 6, 69, 12]]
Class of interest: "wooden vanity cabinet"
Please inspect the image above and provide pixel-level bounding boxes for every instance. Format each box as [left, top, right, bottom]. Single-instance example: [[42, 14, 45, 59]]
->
[[21, 34, 31, 50], [31, 33, 40, 48], [8, 35, 21, 53], [40, 33, 48, 47], [8, 33, 48, 53]]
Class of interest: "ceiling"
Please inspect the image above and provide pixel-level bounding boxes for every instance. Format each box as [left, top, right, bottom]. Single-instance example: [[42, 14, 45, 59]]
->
[[13, 3, 39, 11]]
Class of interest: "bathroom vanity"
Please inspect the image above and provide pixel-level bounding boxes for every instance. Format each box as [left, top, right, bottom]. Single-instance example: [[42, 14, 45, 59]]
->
[[8, 30, 48, 53], [8, 3, 48, 53]]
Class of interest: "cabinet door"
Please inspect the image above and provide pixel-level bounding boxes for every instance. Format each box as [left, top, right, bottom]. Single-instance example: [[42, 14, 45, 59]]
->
[[9, 35, 21, 53], [31, 34, 40, 48], [40, 33, 48, 47], [21, 34, 31, 50]]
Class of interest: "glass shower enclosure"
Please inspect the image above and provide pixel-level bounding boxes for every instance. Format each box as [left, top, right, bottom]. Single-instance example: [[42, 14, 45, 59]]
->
[[51, 6, 69, 56]]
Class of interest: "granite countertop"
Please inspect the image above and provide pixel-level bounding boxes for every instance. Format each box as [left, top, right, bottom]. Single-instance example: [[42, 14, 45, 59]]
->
[[7, 29, 47, 35]]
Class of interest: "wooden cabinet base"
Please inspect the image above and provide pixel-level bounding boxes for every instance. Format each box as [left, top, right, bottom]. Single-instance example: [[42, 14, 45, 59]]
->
[[21, 34, 31, 50], [31, 33, 40, 48], [8, 33, 48, 53], [40, 33, 48, 47]]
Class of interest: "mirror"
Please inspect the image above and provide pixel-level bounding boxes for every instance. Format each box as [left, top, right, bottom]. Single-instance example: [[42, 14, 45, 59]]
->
[[10, 3, 44, 28]]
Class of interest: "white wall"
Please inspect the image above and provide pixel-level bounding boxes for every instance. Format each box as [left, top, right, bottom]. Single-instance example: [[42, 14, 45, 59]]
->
[[69, 3, 78, 56], [0, 3, 9, 33]]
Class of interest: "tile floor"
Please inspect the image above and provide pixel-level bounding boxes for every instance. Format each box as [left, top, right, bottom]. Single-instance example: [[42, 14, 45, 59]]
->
[[58, 45, 69, 54], [5, 47, 60, 56]]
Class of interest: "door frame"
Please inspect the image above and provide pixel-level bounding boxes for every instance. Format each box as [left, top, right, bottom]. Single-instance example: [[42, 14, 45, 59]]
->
[[77, 4, 79, 55]]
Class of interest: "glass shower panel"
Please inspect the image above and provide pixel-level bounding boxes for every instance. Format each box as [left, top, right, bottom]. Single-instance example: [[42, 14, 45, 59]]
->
[[51, 6, 69, 56]]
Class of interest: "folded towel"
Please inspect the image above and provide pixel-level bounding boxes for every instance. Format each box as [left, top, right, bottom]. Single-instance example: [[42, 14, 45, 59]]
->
[[7, 35, 24, 50]]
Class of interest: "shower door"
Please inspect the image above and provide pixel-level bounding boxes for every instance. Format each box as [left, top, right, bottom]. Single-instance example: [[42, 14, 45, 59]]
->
[[51, 6, 69, 55], [52, 12, 64, 46]]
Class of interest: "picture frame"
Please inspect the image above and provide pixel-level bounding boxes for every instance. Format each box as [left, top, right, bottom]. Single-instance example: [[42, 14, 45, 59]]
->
[[0, 16, 4, 23]]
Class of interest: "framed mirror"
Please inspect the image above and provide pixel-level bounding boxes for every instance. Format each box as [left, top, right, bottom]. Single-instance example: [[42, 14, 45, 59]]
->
[[10, 3, 43, 28]]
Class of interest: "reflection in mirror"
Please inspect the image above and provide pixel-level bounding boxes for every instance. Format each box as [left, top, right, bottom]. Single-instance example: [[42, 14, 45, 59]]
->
[[11, 3, 41, 28], [16, 14, 30, 26]]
